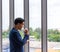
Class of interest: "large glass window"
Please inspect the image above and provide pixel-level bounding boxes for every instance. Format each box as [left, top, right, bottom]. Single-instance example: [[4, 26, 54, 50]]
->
[[14, 0, 24, 19], [2, 0, 9, 52], [14, 0, 24, 39], [29, 0, 41, 52], [47, 0, 60, 52]]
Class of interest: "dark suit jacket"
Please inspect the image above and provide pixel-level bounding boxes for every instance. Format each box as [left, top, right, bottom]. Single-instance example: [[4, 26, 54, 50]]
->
[[9, 28, 29, 52]]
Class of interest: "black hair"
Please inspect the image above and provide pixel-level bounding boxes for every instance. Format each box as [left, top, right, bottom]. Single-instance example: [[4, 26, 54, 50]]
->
[[14, 18, 25, 25]]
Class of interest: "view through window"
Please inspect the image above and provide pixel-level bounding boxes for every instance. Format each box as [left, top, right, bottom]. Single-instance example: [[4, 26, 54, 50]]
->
[[14, 0, 24, 39], [2, 0, 60, 52], [14, 0, 24, 19], [47, 0, 60, 52], [29, 0, 41, 52], [2, 0, 9, 52]]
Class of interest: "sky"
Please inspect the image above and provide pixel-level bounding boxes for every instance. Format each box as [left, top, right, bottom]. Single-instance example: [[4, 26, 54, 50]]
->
[[2, 0, 60, 31]]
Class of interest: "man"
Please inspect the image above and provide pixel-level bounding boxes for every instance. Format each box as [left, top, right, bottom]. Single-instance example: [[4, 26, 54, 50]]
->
[[9, 18, 29, 52]]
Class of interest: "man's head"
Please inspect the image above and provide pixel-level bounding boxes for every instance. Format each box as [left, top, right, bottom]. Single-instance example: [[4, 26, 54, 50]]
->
[[14, 18, 25, 30]]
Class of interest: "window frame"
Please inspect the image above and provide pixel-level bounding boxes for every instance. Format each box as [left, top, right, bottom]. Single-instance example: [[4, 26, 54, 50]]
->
[[41, 0, 47, 52], [0, 0, 2, 52], [9, 0, 14, 30], [24, 0, 29, 52]]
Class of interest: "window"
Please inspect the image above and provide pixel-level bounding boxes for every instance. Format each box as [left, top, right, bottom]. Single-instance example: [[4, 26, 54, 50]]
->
[[14, 0, 24, 19], [2, 0, 9, 52], [14, 0, 24, 39], [47, 0, 60, 52], [29, 0, 41, 52]]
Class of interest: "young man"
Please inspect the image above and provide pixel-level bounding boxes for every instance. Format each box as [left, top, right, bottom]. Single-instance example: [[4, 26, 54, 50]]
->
[[9, 18, 29, 52]]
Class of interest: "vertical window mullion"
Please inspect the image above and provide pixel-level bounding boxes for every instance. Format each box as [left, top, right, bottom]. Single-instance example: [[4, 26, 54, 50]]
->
[[0, 0, 2, 52], [41, 0, 47, 52], [24, 0, 29, 52], [9, 0, 14, 30]]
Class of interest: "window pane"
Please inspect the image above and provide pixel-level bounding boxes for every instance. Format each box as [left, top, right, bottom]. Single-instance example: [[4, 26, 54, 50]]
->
[[14, 0, 24, 19], [47, 0, 60, 52], [2, 0, 9, 52], [29, 0, 41, 52], [14, 0, 24, 39]]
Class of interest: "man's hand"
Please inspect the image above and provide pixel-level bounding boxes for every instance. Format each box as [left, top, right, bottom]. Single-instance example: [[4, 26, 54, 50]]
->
[[24, 28, 29, 35], [26, 40, 29, 44]]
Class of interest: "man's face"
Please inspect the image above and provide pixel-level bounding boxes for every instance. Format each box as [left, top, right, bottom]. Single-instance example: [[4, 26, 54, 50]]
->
[[18, 22, 24, 30]]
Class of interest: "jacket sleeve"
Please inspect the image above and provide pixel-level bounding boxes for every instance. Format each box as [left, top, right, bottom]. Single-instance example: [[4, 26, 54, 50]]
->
[[13, 31, 29, 46]]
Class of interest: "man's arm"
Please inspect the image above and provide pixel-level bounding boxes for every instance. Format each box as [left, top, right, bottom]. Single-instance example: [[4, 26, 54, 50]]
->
[[12, 28, 29, 46], [12, 32, 29, 46]]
